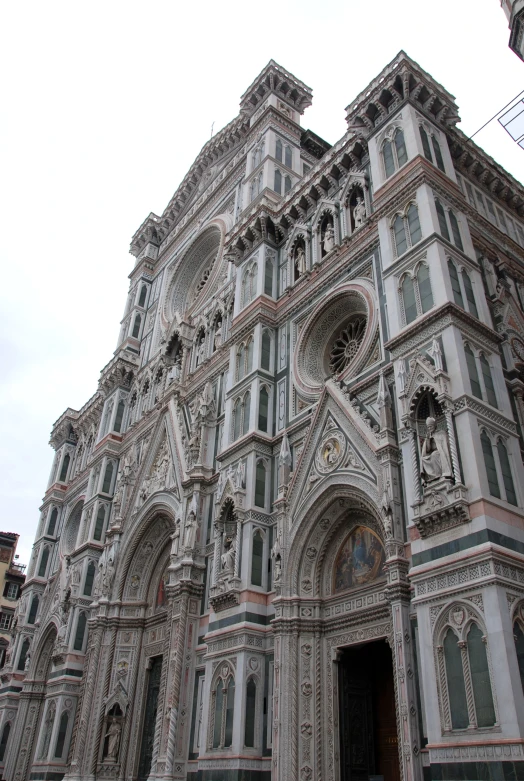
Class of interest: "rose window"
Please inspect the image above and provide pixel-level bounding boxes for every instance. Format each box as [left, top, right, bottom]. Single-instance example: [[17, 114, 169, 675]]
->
[[329, 317, 367, 375]]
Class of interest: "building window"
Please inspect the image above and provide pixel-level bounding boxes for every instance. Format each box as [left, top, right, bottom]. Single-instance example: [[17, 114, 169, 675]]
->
[[382, 128, 408, 178], [479, 354, 497, 408], [275, 138, 282, 162], [251, 530, 264, 588], [274, 168, 282, 194], [465, 344, 482, 399], [255, 461, 266, 509], [0, 613, 12, 631], [93, 506, 106, 541], [399, 263, 433, 325], [419, 125, 445, 172], [54, 711, 69, 758], [38, 546, 50, 578], [138, 284, 147, 308], [391, 203, 421, 257], [264, 257, 274, 297], [73, 612, 87, 651], [212, 673, 235, 749], [513, 620, 524, 694], [132, 313, 141, 339], [442, 622, 495, 730], [241, 263, 257, 307], [28, 595, 39, 625], [102, 461, 114, 494], [47, 507, 58, 536], [0, 722, 10, 762], [244, 678, 257, 747], [17, 639, 30, 671], [84, 562, 96, 597], [285, 145, 292, 168], [435, 199, 464, 250], [449, 260, 480, 317], [497, 439, 518, 506], [242, 392, 251, 437], [59, 453, 70, 483], [261, 330, 271, 371], [464, 343, 498, 407], [284, 175, 292, 194], [258, 386, 269, 433], [233, 399, 241, 441], [5, 582, 18, 600], [462, 270, 478, 318], [114, 399, 125, 433], [481, 431, 501, 499]]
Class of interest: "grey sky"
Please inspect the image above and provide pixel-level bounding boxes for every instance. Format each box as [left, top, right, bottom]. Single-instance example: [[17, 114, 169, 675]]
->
[[1, 0, 523, 566]]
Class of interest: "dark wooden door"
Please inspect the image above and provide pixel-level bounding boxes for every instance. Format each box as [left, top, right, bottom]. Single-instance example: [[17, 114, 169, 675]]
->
[[338, 641, 401, 781], [339, 657, 375, 781], [138, 655, 163, 781]]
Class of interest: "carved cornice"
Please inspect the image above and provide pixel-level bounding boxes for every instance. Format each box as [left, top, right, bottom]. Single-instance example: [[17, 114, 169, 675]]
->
[[453, 394, 518, 435], [385, 301, 501, 360]]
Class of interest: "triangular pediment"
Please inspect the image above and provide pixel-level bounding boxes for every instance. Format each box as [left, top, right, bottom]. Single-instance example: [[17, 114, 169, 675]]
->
[[286, 382, 380, 517], [132, 414, 182, 509]]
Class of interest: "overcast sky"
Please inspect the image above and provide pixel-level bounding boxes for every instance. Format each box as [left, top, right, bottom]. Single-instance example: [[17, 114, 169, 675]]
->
[[1, 0, 523, 566]]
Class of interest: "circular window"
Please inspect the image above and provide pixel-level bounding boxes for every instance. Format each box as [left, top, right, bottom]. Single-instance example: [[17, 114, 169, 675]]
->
[[166, 224, 223, 318], [294, 281, 378, 396]]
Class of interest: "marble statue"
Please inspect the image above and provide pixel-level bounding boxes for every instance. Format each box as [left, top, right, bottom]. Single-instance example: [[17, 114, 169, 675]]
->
[[353, 196, 367, 228], [104, 720, 122, 761], [420, 417, 452, 484], [221, 537, 235, 572], [322, 222, 335, 254], [294, 245, 306, 275]]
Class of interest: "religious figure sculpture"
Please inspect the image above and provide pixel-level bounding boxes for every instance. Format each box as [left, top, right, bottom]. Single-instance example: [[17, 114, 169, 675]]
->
[[221, 536, 235, 572], [184, 507, 197, 550], [353, 195, 367, 229], [271, 532, 282, 582], [322, 222, 335, 255], [420, 417, 453, 484], [234, 460, 245, 489], [197, 336, 206, 366], [214, 320, 223, 351], [294, 245, 306, 276], [38, 704, 55, 759], [167, 354, 182, 385], [104, 719, 122, 761], [24, 652, 31, 671], [171, 518, 181, 556]]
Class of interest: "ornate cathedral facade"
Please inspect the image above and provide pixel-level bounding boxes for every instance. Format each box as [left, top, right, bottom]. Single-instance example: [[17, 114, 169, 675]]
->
[[2, 52, 524, 781]]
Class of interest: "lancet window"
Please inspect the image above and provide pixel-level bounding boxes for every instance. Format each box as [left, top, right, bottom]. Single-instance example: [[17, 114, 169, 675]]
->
[[210, 666, 235, 749], [438, 616, 496, 731], [391, 202, 422, 257], [419, 124, 445, 172], [382, 127, 408, 178], [399, 261, 434, 325], [480, 429, 518, 505], [464, 342, 497, 407]]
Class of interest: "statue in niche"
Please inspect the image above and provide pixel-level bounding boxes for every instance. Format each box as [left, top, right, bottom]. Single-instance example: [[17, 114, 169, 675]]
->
[[294, 244, 306, 278], [234, 460, 245, 489], [24, 652, 31, 671], [214, 318, 223, 351], [196, 335, 206, 367], [353, 195, 367, 229], [184, 507, 197, 550], [166, 353, 182, 385], [271, 531, 282, 582], [221, 536, 235, 573], [420, 416, 452, 485], [104, 719, 122, 761], [171, 518, 181, 556], [322, 220, 335, 255]]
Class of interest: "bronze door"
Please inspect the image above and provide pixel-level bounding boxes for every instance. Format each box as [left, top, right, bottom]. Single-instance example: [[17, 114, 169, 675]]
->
[[138, 655, 163, 781]]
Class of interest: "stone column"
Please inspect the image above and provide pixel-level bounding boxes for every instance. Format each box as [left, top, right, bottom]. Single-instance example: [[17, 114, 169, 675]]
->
[[386, 559, 423, 781], [444, 402, 462, 484]]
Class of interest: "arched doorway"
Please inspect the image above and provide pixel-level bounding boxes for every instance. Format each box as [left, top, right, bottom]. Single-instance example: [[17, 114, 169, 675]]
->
[[273, 488, 420, 781]]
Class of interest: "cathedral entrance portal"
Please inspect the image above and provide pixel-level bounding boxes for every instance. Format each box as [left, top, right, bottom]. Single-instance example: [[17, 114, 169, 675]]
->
[[338, 640, 399, 781], [137, 655, 163, 781]]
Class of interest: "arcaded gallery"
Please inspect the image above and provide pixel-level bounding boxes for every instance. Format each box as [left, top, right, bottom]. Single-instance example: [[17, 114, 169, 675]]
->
[[1, 52, 524, 781]]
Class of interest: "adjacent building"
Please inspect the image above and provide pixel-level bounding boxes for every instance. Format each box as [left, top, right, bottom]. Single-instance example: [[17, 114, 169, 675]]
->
[[0, 533, 25, 668], [1, 52, 524, 781], [501, 0, 524, 60]]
